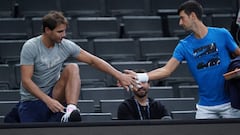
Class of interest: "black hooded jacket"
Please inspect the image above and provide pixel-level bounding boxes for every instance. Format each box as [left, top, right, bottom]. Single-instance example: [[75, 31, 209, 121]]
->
[[117, 96, 171, 120]]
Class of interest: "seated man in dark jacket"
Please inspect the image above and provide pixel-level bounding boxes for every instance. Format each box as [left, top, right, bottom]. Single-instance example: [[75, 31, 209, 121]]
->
[[117, 69, 171, 120]]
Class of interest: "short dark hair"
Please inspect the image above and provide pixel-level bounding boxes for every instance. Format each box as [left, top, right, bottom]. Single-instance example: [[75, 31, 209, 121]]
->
[[177, 0, 203, 21], [42, 11, 68, 32]]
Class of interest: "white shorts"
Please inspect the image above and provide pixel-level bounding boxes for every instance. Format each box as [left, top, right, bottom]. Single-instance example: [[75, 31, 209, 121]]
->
[[196, 102, 240, 119]]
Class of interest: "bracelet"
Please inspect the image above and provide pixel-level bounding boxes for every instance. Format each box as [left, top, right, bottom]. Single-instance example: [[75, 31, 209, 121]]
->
[[136, 73, 149, 82]]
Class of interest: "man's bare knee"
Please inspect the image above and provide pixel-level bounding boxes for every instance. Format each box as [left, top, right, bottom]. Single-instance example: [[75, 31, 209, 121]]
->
[[62, 63, 80, 78]]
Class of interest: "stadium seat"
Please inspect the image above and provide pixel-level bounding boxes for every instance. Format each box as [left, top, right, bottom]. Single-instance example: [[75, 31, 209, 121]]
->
[[77, 100, 95, 113], [80, 87, 130, 107], [138, 37, 179, 61], [0, 101, 19, 116], [16, 0, 60, 17], [65, 39, 92, 62], [122, 16, 162, 38], [0, 40, 25, 64], [111, 61, 155, 72], [177, 85, 199, 101], [13, 64, 21, 89], [171, 110, 196, 120], [157, 61, 196, 87], [148, 86, 174, 98], [93, 38, 140, 62], [80, 112, 112, 121], [64, 62, 108, 88], [0, 0, 15, 17], [0, 18, 30, 40], [0, 90, 20, 101], [0, 64, 12, 90], [99, 99, 124, 120], [105, 0, 149, 16], [76, 17, 119, 39], [154, 97, 196, 112], [211, 13, 235, 30], [202, 0, 236, 14], [60, 0, 104, 17], [150, 0, 186, 15], [72, 39, 91, 52]]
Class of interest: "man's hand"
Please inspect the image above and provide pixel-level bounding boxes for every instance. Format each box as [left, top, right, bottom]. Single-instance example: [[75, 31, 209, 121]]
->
[[46, 98, 65, 113], [117, 70, 137, 91]]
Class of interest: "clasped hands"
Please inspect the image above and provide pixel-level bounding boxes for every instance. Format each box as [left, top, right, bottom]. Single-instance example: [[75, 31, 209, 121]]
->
[[117, 70, 147, 91]]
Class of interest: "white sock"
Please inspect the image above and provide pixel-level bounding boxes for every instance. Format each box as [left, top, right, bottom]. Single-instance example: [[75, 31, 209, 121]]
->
[[66, 104, 77, 113]]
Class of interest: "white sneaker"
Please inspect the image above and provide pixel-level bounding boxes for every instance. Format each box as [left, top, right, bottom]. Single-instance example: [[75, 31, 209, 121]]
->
[[61, 108, 81, 122]]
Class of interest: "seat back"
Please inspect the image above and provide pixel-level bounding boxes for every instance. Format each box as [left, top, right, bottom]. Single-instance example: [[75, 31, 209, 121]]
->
[[99, 99, 124, 120], [139, 37, 179, 61], [81, 87, 130, 106], [93, 38, 139, 62], [76, 17, 119, 39], [80, 112, 112, 121], [60, 0, 104, 17], [105, 0, 148, 16], [17, 0, 60, 17], [0, 18, 30, 40], [155, 97, 196, 112], [122, 16, 162, 38]]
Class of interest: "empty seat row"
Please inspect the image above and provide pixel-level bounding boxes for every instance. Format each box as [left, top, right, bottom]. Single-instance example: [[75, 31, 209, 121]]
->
[[0, 16, 165, 40], [0, 0, 236, 18], [68, 37, 180, 63], [0, 12, 236, 40], [0, 37, 179, 65]]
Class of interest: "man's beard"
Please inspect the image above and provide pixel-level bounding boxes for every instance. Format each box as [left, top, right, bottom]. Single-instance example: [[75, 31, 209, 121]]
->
[[134, 89, 148, 98]]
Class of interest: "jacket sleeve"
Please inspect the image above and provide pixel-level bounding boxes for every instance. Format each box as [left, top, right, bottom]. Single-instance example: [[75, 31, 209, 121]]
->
[[150, 101, 172, 119]]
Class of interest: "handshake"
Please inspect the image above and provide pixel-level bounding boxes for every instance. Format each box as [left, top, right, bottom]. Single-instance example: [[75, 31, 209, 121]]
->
[[119, 70, 149, 91]]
